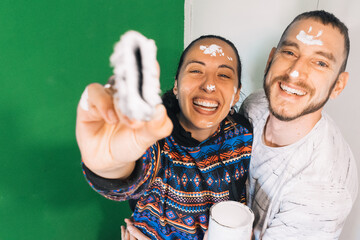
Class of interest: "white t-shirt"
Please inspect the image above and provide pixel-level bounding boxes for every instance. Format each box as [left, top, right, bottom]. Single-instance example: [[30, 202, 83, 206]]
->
[[241, 90, 358, 240]]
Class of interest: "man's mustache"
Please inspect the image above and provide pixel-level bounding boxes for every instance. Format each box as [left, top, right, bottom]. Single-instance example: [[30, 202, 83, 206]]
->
[[268, 74, 314, 96]]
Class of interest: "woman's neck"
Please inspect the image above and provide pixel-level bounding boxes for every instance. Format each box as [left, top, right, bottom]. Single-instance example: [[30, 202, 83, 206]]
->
[[177, 113, 219, 142]]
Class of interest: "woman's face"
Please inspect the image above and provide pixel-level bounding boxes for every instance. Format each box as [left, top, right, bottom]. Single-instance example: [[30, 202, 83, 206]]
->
[[174, 38, 240, 141]]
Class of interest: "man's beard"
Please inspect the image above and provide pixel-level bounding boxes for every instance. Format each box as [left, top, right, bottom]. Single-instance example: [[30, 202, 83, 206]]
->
[[263, 63, 336, 122]]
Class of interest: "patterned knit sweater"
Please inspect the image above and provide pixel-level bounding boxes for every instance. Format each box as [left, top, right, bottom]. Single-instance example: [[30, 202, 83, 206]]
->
[[82, 93, 253, 240]]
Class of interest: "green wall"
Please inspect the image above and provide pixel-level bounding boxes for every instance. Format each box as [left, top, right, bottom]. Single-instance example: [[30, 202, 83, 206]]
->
[[0, 1, 184, 239]]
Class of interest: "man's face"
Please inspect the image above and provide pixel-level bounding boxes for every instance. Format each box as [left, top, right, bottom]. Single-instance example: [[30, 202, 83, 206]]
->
[[264, 19, 347, 121], [174, 38, 240, 138]]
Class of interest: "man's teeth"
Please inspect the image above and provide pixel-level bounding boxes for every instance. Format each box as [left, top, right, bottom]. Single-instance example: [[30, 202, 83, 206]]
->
[[280, 83, 306, 96], [194, 99, 218, 108]]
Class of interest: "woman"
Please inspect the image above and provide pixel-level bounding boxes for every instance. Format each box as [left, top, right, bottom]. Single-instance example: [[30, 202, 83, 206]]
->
[[76, 35, 253, 240]]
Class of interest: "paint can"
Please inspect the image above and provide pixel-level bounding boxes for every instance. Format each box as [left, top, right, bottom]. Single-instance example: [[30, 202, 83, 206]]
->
[[208, 201, 254, 240]]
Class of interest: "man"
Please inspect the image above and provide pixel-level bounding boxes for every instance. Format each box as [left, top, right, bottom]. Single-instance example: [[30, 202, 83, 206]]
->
[[124, 10, 358, 240], [240, 10, 358, 239]]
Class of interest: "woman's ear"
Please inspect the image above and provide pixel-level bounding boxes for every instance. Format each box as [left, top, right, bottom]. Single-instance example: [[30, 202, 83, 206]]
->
[[330, 72, 349, 99], [173, 80, 178, 96], [232, 88, 241, 107]]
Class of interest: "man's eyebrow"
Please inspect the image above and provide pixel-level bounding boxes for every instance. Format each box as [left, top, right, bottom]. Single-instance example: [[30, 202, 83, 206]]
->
[[280, 40, 336, 63], [219, 64, 235, 73], [315, 51, 336, 63], [279, 40, 299, 49]]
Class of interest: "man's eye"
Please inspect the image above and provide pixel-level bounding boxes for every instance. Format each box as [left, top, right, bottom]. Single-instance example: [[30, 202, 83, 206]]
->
[[283, 50, 295, 56], [316, 61, 328, 68]]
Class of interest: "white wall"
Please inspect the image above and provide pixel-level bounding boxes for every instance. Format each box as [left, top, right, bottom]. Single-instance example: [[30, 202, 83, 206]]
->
[[185, 1, 360, 239]]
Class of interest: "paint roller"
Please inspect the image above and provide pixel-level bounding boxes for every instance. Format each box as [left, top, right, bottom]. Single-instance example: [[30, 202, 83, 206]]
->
[[110, 31, 162, 121]]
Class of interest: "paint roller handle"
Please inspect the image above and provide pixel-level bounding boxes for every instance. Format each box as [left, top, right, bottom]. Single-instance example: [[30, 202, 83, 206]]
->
[[76, 82, 173, 180]]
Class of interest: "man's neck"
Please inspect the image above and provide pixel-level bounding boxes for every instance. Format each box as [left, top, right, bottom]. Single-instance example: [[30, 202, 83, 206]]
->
[[263, 110, 322, 147]]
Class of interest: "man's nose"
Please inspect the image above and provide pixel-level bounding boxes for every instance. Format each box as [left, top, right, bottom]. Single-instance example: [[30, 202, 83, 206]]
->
[[288, 58, 308, 81]]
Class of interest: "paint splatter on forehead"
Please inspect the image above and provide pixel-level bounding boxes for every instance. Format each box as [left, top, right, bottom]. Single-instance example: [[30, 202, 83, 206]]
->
[[296, 26, 323, 46], [199, 43, 234, 62], [200, 44, 225, 57]]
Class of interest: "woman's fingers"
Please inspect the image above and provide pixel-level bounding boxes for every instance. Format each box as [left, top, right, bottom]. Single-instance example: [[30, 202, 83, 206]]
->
[[78, 83, 119, 124], [203, 230, 209, 240], [124, 219, 150, 240], [121, 225, 128, 240], [139, 104, 173, 145]]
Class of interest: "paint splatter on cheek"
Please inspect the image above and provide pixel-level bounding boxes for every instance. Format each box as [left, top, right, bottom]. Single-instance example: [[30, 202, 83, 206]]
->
[[229, 86, 237, 109]]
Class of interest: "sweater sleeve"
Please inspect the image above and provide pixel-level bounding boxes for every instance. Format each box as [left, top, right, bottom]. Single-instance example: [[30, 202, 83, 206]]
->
[[82, 142, 161, 201]]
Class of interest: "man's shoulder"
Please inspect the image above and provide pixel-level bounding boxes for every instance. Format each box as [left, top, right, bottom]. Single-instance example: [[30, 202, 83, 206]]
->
[[305, 113, 358, 200], [239, 89, 269, 125]]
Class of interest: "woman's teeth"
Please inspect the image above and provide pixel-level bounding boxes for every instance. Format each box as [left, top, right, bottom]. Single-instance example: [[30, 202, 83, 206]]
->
[[193, 99, 218, 110], [280, 83, 306, 96]]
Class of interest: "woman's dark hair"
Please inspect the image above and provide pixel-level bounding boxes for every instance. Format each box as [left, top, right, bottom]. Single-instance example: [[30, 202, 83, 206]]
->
[[175, 35, 242, 88]]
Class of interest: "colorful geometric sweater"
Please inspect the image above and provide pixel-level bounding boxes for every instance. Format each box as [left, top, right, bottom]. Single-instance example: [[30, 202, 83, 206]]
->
[[82, 93, 253, 240]]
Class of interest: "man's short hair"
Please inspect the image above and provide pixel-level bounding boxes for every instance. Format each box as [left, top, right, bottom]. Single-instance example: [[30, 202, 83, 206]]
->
[[278, 10, 350, 73]]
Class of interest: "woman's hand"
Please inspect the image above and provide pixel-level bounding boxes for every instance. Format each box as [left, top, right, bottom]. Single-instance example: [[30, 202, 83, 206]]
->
[[121, 218, 150, 240], [76, 83, 173, 179]]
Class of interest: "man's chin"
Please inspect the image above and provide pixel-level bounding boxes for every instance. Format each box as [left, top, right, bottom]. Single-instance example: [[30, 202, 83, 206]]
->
[[269, 108, 299, 122]]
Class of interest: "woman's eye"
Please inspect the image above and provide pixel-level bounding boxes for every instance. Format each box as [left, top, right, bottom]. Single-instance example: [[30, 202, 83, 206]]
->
[[189, 70, 201, 74], [219, 74, 230, 79]]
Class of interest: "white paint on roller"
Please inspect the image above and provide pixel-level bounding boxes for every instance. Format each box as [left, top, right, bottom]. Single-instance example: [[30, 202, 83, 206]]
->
[[110, 31, 162, 121], [79, 87, 89, 111]]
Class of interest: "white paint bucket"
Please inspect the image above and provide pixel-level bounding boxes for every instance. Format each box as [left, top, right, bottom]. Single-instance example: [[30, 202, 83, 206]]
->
[[208, 201, 254, 240]]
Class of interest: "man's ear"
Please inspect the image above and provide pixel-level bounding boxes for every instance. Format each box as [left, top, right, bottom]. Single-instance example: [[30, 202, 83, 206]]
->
[[173, 80, 178, 95], [264, 47, 277, 73], [330, 72, 349, 99]]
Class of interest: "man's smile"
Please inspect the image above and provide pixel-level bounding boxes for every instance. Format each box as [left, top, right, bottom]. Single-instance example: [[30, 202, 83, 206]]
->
[[279, 82, 307, 96]]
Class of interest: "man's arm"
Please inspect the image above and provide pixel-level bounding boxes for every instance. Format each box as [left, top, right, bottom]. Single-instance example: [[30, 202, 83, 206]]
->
[[259, 181, 355, 240]]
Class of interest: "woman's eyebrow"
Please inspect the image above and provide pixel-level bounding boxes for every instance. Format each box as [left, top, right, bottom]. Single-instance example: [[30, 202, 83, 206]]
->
[[185, 60, 235, 73], [185, 60, 205, 67], [219, 64, 235, 73]]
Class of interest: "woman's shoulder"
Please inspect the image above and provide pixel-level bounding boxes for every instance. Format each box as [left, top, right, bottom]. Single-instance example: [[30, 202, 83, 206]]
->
[[228, 111, 253, 134]]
